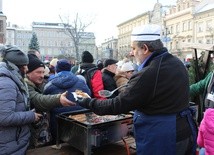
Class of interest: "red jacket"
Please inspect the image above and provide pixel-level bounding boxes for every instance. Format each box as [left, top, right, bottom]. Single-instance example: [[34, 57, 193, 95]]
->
[[91, 70, 106, 99]]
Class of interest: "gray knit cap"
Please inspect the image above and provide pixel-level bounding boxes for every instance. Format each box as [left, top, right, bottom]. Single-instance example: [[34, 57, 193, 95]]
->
[[1, 45, 29, 65]]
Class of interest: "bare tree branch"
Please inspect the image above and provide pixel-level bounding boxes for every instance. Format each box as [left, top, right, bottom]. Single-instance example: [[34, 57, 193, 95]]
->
[[59, 13, 93, 61]]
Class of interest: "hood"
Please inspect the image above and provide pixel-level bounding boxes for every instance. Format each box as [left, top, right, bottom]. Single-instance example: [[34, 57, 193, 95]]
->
[[50, 71, 78, 89], [0, 62, 28, 96]]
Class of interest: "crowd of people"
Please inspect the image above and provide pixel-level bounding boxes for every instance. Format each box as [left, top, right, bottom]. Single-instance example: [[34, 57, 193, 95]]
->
[[0, 23, 212, 155]]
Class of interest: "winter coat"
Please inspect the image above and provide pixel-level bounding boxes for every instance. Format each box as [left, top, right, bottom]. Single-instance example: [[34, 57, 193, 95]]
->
[[102, 69, 118, 98], [114, 72, 129, 93], [44, 71, 91, 99], [78, 63, 105, 99], [197, 108, 214, 155], [25, 78, 61, 112], [0, 62, 35, 155], [190, 71, 214, 108], [25, 76, 63, 148], [43, 71, 91, 140]]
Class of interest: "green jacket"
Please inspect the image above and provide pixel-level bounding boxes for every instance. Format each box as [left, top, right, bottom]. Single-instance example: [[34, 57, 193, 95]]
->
[[190, 72, 214, 107], [25, 78, 61, 112]]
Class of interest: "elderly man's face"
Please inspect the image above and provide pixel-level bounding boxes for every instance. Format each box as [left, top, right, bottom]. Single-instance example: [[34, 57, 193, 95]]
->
[[27, 67, 45, 85], [130, 41, 151, 65]]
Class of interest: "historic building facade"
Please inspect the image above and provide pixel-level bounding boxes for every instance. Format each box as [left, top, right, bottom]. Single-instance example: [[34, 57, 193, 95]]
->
[[5, 22, 96, 60], [117, 12, 150, 59], [100, 37, 118, 60], [117, 1, 169, 59], [116, 0, 214, 61], [3, 0, 214, 61]]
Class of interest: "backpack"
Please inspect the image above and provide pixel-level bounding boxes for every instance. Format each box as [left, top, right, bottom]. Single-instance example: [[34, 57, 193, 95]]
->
[[78, 67, 99, 98], [30, 112, 52, 148]]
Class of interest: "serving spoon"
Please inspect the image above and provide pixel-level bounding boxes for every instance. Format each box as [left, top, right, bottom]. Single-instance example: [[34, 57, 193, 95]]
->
[[98, 84, 128, 98]]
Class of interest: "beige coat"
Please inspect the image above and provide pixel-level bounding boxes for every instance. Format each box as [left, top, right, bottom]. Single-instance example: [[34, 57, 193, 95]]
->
[[114, 72, 129, 93]]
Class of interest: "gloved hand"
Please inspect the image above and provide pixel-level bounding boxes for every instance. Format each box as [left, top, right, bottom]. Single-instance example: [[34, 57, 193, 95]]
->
[[60, 91, 76, 106], [77, 97, 91, 109]]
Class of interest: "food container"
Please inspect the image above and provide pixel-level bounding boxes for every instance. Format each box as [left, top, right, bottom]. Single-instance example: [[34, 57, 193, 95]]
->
[[56, 109, 133, 155]]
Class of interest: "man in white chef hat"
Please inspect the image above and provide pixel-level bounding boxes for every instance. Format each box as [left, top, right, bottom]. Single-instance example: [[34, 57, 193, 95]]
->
[[77, 24, 197, 155]]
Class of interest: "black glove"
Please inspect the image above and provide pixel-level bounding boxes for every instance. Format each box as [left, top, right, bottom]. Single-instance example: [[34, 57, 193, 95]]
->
[[77, 98, 91, 109]]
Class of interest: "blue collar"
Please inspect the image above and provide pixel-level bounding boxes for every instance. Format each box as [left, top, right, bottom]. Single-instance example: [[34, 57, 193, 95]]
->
[[138, 49, 168, 71], [138, 54, 152, 71]]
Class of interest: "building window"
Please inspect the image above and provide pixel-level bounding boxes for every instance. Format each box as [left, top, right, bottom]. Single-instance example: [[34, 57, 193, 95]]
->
[[178, 5, 180, 11], [198, 40, 202, 43], [206, 20, 212, 31], [183, 21, 187, 32], [187, 3, 189, 8], [0, 20, 3, 32], [197, 22, 203, 32], [188, 21, 192, 30], [176, 23, 180, 33], [206, 39, 210, 44]]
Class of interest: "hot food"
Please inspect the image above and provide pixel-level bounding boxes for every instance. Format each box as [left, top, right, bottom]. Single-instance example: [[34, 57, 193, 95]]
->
[[75, 89, 90, 98]]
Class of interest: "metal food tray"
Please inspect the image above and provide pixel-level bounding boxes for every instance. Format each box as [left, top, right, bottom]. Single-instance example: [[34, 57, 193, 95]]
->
[[56, 109, 133, 155]]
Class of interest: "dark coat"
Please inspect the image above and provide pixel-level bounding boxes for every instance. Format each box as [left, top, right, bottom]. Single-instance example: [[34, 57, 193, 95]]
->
[[0, 62, 35, 155], [102, 69, 118, 98]]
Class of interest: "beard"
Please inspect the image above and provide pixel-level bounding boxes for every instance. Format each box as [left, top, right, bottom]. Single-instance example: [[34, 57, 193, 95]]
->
[[136, 61, 141, 66]]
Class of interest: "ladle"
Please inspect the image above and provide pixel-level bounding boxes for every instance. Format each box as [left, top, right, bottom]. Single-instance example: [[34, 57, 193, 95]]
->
[[98, 84, 128, 98]]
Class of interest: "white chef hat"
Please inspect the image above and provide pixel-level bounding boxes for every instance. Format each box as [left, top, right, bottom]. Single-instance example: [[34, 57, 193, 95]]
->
[[131, 24, 161, 41]]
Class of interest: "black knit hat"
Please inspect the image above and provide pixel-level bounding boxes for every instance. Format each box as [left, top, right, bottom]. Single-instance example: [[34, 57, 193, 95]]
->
[[103, 59, 118, 67], [27, 54, 45, 73], [56, 59, 71, 73], [81, 51, 94, 63], [2, 45, 29, 65]]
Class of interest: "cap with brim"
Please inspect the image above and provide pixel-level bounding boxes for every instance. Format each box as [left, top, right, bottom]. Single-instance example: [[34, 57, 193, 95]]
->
[[104, 59, 118, 67]]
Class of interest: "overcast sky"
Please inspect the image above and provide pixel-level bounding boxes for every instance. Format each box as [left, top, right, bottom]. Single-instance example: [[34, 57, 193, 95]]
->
[[3, 0, 176, 45]]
